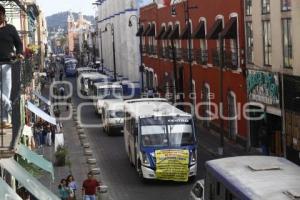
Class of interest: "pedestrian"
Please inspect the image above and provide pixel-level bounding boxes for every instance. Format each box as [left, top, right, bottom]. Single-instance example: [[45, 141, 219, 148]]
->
[[58, 179, 71, 200], [50, 68, 55, 82], [66, 175, 77, 199], [82, 171, 101, 200], [0, 4, 23, 129], [59, 69, 64, 81], [259, 121, 270, 155], [66, 97, 71, 111], [59, 86, 65, 97]]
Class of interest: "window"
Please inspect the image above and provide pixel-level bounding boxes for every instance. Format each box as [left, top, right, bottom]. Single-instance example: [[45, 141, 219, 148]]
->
[[246, 22, 253, 63], [281, 0, 291, 11], [282, 18, 292, 68], [262, 20, 271, 66], [246, 0, 252, 16], [262, 0, 270, 14], [216, 182, 221, 196]]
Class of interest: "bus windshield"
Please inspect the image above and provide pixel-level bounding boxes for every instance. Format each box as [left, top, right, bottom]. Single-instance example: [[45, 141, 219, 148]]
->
[[140, 117, 195, 148]]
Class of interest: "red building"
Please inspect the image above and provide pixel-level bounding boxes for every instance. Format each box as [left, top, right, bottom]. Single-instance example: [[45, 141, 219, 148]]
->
[[139, 0, 247, 145]]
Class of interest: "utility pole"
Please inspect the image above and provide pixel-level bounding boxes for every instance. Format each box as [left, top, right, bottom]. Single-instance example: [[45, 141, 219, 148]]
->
[[218, 33, 225, 156], [129, 15, 145, 94]]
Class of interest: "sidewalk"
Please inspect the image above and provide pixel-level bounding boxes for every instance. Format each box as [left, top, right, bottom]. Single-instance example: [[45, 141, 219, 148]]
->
[[196, 122, 261, 158], [38, 74, 88, 197]]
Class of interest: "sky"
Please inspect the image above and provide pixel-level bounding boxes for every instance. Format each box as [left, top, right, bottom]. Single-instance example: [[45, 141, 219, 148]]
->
[[36, 0, 96, 16], [36, 0, 154, 17]]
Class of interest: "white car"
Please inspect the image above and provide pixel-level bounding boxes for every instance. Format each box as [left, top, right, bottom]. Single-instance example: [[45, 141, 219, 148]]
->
[[189, 180, 204, 200]]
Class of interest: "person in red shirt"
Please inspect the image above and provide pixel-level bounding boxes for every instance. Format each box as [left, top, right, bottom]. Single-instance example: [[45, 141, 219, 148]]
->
[[82, 171, 101, 200]]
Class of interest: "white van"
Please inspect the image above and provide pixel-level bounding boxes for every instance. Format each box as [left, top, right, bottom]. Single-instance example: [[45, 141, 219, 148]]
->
[[95, 84, 123, 116], [102, 101, 125, 135]]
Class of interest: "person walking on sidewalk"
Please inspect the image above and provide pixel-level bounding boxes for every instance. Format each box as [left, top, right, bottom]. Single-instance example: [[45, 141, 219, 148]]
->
[[82, 172, 101, 200], [67, 175, 77, 199], [0, 4, 23, 128], [58, 179, 71, 200], [59, 69, 64, 81]]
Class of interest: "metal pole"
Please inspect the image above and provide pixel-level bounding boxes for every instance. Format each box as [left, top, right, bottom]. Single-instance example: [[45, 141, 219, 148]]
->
[[281, 70, 286, 158], [138, 20, 145, 93], [100, 30, 104, 73], [218, 33, 225, 156], [185, 0, 194, 114], [112, 25, 117, 81], [1, 62, 3, 147], [171, 39, 178, 103]]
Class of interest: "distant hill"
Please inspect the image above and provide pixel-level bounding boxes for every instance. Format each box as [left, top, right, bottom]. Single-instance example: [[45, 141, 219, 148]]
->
[[46, 11, 95, 32]]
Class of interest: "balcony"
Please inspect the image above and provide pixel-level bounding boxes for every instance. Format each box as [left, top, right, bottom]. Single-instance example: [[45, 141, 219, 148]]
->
[[211, 48, 239, 70], [224, 49, 238, 70], [194, 49, 208, 65]]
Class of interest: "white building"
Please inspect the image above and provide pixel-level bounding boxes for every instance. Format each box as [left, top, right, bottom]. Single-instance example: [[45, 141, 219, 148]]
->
[[96, 0, 140, 82]]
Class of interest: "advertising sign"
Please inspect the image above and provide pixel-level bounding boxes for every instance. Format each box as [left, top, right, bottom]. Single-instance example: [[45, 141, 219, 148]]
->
[[155, 149, 189, 182], [247, 69, 280, 106]]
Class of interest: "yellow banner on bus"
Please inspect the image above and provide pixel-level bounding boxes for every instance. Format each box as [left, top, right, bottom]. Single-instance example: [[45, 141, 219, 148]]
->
[[155, 149, 189, 182]]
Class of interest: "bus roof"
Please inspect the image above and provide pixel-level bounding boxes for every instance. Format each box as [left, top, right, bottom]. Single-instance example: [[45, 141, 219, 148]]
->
[[124, 100, 191, 119], [93, 82, 122, 89], [206, 156, 300, 200], [125, 98, 168, 104], [80, 73, 106, 79]]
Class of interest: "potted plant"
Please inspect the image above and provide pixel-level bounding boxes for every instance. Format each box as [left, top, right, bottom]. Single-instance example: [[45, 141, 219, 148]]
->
[[55, 145, 68, 166]]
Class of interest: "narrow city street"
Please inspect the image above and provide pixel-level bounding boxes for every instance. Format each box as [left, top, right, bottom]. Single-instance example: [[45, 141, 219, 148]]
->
[[67, 76, 214, 200]]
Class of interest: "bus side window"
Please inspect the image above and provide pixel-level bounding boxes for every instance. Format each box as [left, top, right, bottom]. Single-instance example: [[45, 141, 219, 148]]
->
[[225, 190, 238, 200], [216, 181, 220, 196]]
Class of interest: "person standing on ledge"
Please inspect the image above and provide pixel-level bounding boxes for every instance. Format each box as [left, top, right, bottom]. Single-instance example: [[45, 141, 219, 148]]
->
[[0, 4, 23, 128]]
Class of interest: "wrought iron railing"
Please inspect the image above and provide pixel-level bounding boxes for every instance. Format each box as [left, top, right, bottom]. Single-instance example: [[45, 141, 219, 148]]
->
[[211, 48, 239, 70], [194, 49, 208, 65]]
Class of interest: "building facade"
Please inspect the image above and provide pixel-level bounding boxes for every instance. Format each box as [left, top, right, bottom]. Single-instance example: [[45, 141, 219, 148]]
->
[[96, 0, 140, 82], [140, 0, 248, 146], [67, 12, 91, 59], [245, 0, 300, 164]]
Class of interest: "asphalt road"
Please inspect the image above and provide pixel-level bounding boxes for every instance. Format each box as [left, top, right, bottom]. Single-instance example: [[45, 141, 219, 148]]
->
[[67, 76, 214, 200]]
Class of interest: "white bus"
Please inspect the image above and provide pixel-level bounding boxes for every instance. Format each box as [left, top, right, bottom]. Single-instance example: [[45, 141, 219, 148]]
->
[[124, 98, 197, 182], [189, 156, 300, 200]]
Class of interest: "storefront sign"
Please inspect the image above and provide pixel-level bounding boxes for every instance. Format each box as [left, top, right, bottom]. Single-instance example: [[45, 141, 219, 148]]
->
[[247, 70, 279, 106], [155, 149, 189, 182]]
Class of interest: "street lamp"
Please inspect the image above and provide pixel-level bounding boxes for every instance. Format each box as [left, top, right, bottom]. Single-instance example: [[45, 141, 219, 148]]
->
[[128, 15, 145, 94], [171, 1, 197, 109], [97, 27, 105, 73], [104, 22, 117, 81]]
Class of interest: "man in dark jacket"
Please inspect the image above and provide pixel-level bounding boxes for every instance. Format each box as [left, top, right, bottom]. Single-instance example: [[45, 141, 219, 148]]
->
[[0, 5, 23, 128]]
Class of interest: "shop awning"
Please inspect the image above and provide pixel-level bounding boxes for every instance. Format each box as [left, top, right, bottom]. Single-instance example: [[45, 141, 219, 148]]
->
[[136, 25, 144, 36], [33, 91, 51, 106], [142, 24, 151, 36], [192, 21, 205, 39], [156, 26, 166, 40], [220, 17, 237, 39], [146, 24, 156, 37], [26, 101, 56, 125], [180, 22, 191, 39], [16, 144, 54, 179], [0, 158, 60, 200], [168, 24, 180, 40], [206, 19, 223, 40], [0, 178, 22, 200]]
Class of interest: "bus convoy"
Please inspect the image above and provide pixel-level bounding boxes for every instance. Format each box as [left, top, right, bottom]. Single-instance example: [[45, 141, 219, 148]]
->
[[74, 65, 300, 199]]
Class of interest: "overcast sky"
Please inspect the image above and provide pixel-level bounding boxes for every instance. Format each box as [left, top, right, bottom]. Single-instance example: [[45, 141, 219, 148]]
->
[[36, 0, 154, 17]]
